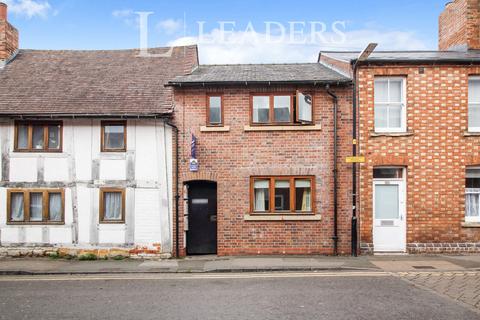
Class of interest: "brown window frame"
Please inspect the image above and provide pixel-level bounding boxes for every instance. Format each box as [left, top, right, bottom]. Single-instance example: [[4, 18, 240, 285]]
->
[[249, 176, 315, 214], [14, 121, 63, 152], [99, 188, 126, 224], [206, 94, 224, 126], [101, 121, 127, 152], [249, 92, 314, 126], [6, 189, 65, 225]]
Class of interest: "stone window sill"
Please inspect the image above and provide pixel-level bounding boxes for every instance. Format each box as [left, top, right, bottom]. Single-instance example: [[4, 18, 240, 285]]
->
[[200, 126, 230, 132], [244, 213, 321, 221], [463, 131, 480, 137], [461, 222, 480, 228], [370, 131, 414, 137], [244, 124, 322, 132]]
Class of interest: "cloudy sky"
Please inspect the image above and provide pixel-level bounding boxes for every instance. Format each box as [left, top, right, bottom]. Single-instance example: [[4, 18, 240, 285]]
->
[[4, 0, 446, 63]]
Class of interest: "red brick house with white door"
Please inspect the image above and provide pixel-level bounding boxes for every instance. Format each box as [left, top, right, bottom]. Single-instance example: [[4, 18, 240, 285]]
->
[[319, 0, 480, 254], [168, 64, 353, 256]]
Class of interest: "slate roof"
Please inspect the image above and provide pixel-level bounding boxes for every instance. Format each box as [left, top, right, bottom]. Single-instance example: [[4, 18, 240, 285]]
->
[[0, 45, 198, 117], [167, 63, 351, 86], [319, 50, 480, 64]]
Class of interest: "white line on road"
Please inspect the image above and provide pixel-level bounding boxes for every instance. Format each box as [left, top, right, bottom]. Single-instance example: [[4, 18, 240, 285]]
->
[[0, 271, 392, 282]]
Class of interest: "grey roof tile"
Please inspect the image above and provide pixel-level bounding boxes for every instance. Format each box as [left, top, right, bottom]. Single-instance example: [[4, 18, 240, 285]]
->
[[168, 63, 350, 86], [319, 50, 480, 63]]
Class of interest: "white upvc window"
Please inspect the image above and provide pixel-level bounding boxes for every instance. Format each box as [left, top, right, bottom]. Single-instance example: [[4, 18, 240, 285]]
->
[[465, 168, 480, 223], [374, 77, 406, 133], [468, 77, 480, 132]]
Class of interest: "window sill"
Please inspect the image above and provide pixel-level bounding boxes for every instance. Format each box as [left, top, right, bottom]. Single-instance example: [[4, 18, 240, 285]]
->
[[6, 222, 65, 226], [200, 126, 230, 132], [244, 213, 321, 221], [370, 131, 414, 137], [461, 222, 480, 228], [244, 124, 322, 132], [464, 131, 480, 137], [10, 152, 68, 158]]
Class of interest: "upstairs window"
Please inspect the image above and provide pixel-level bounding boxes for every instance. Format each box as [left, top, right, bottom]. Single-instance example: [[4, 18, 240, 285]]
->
[[207, 95, 223, 126], [101, 121, 126, 152], [468, 77, 480, 132], [251, 176, 314, 213], [374, 77, 406, 132], [14, 121, 62, 152], [466, 168, 480, 223], [7, 189, 64, 224], [251, 92, 313, 125]]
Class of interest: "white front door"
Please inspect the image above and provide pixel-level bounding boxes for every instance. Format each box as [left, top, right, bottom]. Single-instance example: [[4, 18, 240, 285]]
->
[[373, 168, 406, 252]]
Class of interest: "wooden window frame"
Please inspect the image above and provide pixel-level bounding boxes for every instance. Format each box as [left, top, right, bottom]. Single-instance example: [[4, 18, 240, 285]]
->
[[99, 188, 126, 224], [6, 189, 65, 225], [14, 121, 63, 153], [250, 92, 314, 126], [250, 176, 315, 214], [206, 94, 224, 127], [101, 120, 127, 152]]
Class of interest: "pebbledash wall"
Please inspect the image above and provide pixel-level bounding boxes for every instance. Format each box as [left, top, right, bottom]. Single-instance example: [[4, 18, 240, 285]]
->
[[357, 64, 480, 253], [172, 85, 353, 256], [0, 119, 174, 257]]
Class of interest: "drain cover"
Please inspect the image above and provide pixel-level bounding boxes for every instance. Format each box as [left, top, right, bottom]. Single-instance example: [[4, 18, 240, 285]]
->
[[412, 265, 435, 269]]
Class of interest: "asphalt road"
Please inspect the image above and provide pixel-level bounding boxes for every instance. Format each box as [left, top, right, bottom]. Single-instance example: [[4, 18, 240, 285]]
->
[[0, 272, 478, 320]]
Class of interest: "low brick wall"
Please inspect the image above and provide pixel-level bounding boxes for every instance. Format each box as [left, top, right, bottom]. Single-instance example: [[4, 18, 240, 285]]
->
[[360, 242, 480, 254]]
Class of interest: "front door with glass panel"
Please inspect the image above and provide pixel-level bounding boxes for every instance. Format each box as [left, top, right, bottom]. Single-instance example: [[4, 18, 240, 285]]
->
[[373, 168, 406, 252]]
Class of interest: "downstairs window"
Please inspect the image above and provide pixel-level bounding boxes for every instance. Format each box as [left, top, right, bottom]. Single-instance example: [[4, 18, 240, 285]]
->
[[466, 168, 480, 223], [7, 189, 64, 224], [251, 176, 314, 213]]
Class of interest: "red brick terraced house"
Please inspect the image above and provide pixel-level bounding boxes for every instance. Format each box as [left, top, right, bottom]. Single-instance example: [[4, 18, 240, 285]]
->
[[319, 0, 480, 254], [167, 64, 353, 256]]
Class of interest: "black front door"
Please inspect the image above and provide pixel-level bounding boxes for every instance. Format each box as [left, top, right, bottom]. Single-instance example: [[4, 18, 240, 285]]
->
[[187, 181, 217, 255]]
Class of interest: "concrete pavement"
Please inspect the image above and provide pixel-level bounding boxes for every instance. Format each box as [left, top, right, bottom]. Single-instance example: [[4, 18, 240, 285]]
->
[[1, 254, 480, 274]]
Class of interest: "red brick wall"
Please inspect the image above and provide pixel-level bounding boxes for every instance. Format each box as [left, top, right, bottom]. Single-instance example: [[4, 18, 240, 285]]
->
[[439, 0, 480, 51], [173, 85, 353, 256], [357, 64, 480, 253], [0, 12, 19, 61]]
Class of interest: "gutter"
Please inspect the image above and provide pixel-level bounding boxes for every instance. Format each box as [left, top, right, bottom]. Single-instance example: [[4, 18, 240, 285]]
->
[[351, 61, 358, 257], [0, 113, 172, 119], [165, 79, 352, 87], [352, 58, 480, 66], [165, 121, 180, 258], [326, 85, 339, 256]]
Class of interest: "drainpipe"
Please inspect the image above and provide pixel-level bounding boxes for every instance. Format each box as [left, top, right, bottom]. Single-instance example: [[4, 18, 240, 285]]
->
[[326, 85, 339, 256], [351, 65, 358, 257], [166, 121, 180, 258], [351, 43, 377, 257]]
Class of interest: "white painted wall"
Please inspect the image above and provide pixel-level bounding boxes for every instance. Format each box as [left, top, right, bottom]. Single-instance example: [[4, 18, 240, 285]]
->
[[0, 119, 174, 253]]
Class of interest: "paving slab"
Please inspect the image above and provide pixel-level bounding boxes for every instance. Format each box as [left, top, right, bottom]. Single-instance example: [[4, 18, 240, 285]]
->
[[371, 260, 464, 272]]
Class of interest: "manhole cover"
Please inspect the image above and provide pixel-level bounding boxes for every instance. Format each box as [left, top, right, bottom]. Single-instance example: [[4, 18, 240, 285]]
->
[[412, 266, 435, 269]]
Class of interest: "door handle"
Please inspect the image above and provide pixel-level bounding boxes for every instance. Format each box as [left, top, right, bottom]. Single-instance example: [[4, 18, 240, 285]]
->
[[209, 215, 217, 222]]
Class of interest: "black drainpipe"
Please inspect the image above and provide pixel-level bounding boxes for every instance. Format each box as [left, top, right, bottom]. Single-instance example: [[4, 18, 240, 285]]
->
[[166, 121, 180, 258], [351, 62, 358, 257], [326, 85, 339, 256]]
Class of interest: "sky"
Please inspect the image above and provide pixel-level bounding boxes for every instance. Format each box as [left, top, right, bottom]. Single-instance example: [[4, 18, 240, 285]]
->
[[3, 0, 447, 64]]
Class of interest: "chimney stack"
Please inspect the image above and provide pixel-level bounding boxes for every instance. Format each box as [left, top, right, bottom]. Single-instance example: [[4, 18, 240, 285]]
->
[[439, 0, 480, 51], [0, 2, 7, 21], [0, 2, 19, 64]]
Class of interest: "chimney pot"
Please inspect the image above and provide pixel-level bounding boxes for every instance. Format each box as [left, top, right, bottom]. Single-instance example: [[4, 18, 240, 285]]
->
[[0, 2, 7, 21]]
